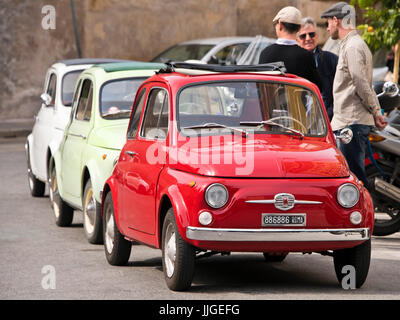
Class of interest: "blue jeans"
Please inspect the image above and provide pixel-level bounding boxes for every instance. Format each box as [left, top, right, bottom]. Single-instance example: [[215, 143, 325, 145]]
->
[[336, 124, 371, 188]]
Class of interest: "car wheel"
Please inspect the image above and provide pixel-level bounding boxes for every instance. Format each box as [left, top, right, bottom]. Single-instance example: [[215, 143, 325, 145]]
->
[[102, 192, 131, 266], [333, 239, 371, 289], [262, 252, 288, 262], [26, 143, 45, 197], [162, 208, 195, 291], [49, 161, 74, 227], [83, 179, 103, 244]]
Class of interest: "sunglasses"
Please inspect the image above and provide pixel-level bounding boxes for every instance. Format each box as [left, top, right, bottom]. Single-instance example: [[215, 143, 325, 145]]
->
[[298, 32, 316, 40]]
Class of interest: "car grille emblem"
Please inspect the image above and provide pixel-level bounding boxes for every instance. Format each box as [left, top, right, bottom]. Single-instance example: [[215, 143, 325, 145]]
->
[[274, 193, 295, 211]]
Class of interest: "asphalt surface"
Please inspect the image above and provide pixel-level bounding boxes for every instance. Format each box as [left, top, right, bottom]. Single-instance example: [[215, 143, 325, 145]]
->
[[1, 137, 400, 302]]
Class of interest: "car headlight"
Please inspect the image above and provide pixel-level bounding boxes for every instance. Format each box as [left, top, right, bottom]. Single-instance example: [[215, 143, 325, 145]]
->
[[205, 183, 228, 209], [337, 183, 359, 208]]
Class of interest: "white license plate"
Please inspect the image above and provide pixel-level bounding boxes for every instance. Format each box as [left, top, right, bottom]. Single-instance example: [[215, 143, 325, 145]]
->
[[262, 213, 306, 226]]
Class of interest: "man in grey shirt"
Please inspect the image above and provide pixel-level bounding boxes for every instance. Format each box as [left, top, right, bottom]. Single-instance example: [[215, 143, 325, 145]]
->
[[321, 2, 386, 188]]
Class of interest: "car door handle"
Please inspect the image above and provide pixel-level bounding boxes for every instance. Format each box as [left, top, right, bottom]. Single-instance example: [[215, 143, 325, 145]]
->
[[69, 133, 87, 139], [125, 150, 137, 158]]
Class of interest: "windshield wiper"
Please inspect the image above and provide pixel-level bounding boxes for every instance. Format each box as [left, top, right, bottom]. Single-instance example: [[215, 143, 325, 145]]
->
[[182, 122, 248, 137], [240, 120, 304, 139]]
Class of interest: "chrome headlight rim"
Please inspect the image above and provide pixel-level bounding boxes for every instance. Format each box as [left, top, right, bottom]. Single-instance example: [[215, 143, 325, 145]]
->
[[337, 183, 360, 208], [204, 183, 229, 209]]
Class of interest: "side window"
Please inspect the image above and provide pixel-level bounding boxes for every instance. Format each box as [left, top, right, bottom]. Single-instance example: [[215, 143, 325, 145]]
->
[[46, 73, 57, 105], [75, 79, 93, 121], [141, 88, 169, 140], [127, 88, 146, 139]]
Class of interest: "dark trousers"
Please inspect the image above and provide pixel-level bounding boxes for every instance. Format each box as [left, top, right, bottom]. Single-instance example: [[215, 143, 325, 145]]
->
[[336, 124, 371, 188]]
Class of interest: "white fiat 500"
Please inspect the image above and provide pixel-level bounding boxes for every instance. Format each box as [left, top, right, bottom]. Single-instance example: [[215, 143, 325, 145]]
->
[[26, 58, 125, 197]]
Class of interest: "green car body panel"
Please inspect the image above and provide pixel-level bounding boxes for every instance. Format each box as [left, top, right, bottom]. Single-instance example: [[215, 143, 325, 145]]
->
[[53, 62, 164, 210]]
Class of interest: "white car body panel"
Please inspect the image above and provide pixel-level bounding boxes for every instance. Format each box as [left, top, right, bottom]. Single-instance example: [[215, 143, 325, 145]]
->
[[28, 63, 97, 183]]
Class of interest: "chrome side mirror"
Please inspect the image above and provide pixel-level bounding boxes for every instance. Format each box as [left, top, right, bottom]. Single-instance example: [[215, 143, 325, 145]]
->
[[336, 128, 353, 145], [378, 81, 399, 98], [40, 93, 52, 106]]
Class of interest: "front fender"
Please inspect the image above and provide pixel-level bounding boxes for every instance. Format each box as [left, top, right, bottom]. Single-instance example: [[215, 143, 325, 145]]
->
[[83, 145, 121, 203], [101, 176, 122, 232], [156, 168, 200, 248]]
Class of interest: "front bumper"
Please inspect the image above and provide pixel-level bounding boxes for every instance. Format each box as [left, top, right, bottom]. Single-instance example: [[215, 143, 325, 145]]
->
[[186, 226, 370, 242]]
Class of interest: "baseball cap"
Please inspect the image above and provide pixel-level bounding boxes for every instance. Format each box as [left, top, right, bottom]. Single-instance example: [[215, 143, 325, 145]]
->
[[321, 2, 354, 19], [273, 6, 302, 25]]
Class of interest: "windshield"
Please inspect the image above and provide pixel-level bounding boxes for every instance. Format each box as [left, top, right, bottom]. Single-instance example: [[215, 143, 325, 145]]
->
[[151, 44, 214, 62], [100, 78, 147, 120], [62, 70, 83, 106], [178, 81, 327, 137]]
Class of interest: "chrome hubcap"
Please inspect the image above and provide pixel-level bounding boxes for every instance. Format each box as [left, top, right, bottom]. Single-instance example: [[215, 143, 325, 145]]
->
[[164, 223, 176, 278], [105, 206, 115, 254], [84, 189, 96, 235]]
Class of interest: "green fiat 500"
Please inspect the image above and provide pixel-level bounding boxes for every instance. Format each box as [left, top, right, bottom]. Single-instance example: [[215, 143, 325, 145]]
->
[[50, 61, 164, 244]]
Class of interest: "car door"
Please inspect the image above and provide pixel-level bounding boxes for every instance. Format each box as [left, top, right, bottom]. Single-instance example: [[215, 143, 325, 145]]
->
[[61, 78, 93, 201], [118, 85, 169, 236], [32, 71, 57, 179]]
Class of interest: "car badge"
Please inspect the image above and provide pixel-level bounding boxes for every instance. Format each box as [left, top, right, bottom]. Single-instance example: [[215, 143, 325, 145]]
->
[[274, 193, 295, 211]]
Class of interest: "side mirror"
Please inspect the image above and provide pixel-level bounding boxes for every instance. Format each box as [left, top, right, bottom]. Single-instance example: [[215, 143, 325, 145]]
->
[[40, 93, 52, 106], [378, 81, 399, 98], [336, 128, 353, 144]]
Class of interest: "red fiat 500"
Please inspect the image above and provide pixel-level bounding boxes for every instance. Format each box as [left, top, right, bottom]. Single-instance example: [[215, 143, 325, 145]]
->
[[101, 62, 374, 291]]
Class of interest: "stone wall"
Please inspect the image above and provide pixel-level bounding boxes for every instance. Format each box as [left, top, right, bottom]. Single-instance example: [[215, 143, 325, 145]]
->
[[0, 0, 345, 120]]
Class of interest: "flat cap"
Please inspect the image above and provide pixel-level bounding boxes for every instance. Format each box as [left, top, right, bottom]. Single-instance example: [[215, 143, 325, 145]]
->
[[273, 6, 302, 25], [321, 2, 354, 19]]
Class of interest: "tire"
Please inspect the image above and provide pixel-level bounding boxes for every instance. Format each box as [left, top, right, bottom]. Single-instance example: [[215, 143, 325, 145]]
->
[[333, 239, 371, 289], [263, 252, 288, 262], [162, 208, 195, 291], [366, 164, 400, 236], [102, 192, 131, 266], [26, 143, 45, 197], [82, 179, 103, 244], [49, 160, 74, 227]]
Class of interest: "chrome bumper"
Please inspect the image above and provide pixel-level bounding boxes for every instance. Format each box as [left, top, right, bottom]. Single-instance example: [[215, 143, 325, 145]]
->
[[186, 227, 370, 242]]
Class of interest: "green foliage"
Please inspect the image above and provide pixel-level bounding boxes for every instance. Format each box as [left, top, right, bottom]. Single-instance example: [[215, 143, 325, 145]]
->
[[351, 0, 400, 53]]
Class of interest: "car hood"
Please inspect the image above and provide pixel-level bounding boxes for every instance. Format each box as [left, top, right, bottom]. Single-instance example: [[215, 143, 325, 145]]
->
[[170, 136, 349, 178], [88, 122, 128, 150]]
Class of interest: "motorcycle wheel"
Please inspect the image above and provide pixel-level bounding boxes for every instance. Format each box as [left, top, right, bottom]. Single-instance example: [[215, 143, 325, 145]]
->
[[366, 164, 400, 236]]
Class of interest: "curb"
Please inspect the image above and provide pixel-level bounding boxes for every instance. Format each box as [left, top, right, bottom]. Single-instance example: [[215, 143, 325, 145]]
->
[[0, 119, 34, 138]]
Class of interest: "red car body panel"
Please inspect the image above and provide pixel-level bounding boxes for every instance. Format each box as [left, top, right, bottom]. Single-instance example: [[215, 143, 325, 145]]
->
[[103, 71, 374, 254]]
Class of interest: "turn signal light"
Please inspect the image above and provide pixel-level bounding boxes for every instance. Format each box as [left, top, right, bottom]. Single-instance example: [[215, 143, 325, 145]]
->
[[369, 133, 385, 143]]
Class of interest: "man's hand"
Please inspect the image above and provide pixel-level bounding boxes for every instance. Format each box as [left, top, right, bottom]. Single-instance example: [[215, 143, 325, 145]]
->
[[374, 114, 387, 130]]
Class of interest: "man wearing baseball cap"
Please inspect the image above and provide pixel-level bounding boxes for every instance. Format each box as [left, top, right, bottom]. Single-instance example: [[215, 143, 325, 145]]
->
[[321, 2, 386, 188], [259, 6, 322, 90]]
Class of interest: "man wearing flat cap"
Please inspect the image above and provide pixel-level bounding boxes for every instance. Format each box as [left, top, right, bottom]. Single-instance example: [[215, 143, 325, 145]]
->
[[321, 2, 386, 188], [259, 6, 322, 90]]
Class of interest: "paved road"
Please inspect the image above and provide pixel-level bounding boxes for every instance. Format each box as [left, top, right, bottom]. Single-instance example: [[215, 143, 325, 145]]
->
[[1, 137, 399, 301]]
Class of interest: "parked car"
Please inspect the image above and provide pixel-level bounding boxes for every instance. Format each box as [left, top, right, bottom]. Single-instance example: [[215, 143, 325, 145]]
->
[[237, 35, 276, 65], [101, 62, 374, 291], [26, 58, 127, 197], [151, 36, 270, 65], [49, 61, 165, 244]]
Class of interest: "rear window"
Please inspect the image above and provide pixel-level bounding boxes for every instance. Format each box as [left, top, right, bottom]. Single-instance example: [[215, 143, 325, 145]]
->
[[100, 78, 147, 120]]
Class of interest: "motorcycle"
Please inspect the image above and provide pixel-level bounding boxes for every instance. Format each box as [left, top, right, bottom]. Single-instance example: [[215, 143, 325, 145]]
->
[[366, 81, 400, 236]]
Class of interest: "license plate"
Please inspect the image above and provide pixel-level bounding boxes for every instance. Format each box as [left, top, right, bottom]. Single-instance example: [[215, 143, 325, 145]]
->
[[262, 213, 306, 226]]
